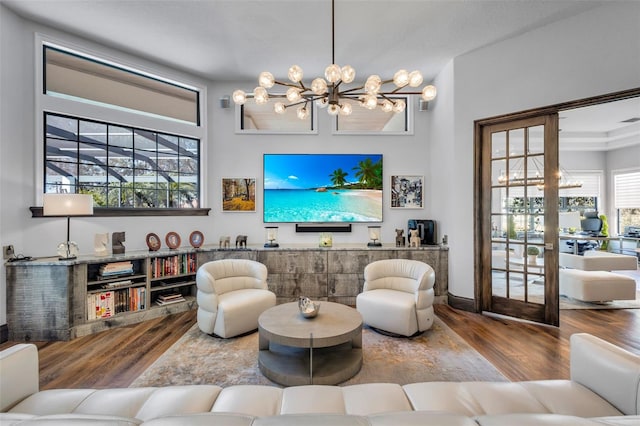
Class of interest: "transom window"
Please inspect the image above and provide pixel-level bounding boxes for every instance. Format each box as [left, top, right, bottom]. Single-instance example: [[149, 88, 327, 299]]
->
[[45, 112, 200, 209]]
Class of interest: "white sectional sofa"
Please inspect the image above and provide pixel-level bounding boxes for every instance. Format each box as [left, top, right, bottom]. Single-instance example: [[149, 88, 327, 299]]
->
[[1, 333, 639, 425]]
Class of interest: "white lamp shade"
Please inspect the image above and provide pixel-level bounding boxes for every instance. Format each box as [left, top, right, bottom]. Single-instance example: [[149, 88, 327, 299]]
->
[[43, 194, 94, 216]]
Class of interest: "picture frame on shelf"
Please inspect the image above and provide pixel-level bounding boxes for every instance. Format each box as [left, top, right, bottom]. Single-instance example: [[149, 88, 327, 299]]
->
[[165, 232, 181, 249], [390, 175, 424, 209], [146, 233, 161, 251], [189, 230, 204, 248], [222, 177, 256, 212]]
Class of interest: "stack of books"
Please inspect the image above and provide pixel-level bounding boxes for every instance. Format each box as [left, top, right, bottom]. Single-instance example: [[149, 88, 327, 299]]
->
[[99, 261, 134, 278], [155, 293, 186, 306]]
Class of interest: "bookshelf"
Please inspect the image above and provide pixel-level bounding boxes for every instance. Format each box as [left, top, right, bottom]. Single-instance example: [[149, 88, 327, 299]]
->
[[149, 252, 197, 307]]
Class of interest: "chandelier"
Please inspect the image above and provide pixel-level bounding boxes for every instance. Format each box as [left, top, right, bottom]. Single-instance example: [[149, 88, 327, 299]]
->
[[232, 0, 437, 119], [497, 156, 583, 190]]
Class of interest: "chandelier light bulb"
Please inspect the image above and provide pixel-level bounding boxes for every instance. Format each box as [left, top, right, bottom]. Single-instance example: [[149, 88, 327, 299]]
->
[[325, 64, 342, 83], [408, 71, 423, 87], [274, 102, 286, 114], [393, 69, 409, 87], [254, 87, 269, 104], [381, 100, 394, 112], [297, 105, 309, 120], [362, 94, 378, 110], [340, 103, 353, 115], [286, 87, 302, 102], [364, 75, 382, 94], [392, 99, 406, 113], [311, 78, 328, 95], [316, 97, 329, 108], [232, 89, 247, 105], [288, 65, 303, 83], [258, 71, 275, 88], [341, 65, 356, 83], [327, 104, 340, 115], [421, 85, 437, 101]]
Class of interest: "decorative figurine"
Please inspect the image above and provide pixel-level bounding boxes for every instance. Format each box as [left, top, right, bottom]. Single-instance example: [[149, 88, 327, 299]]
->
[[409, 229, 420, 248], [395, 229, 405, 247], [298, 296, 320, 318], [94, 233, 109, 256], [112, 232, 126, 254], [219, 236, 230, 248], [236, 235, 247, 248]]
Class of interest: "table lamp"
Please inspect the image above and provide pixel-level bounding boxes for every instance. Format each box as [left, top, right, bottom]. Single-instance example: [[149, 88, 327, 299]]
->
[[43, 193, 94, 260]]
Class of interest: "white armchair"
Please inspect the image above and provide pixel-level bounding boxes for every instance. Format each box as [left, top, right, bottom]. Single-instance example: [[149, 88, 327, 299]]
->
[[196, 259, 276, 338], [356, 259, 436, 337]]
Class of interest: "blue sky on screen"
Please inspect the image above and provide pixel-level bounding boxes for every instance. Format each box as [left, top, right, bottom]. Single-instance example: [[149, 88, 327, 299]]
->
[[263, 154, 382, 190]]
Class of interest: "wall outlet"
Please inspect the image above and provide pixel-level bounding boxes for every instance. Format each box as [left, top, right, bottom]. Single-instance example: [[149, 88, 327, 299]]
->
[[3, 245, 14, 260]]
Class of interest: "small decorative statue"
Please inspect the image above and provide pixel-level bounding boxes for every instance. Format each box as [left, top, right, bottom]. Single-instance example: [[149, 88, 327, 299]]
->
[[94, 233, 109, 256], [409, 229, 420, 248], [112, 232, 126, 255], [236, 235, 247, 248], [395, 229, 405, 247], [219, 236, 230, 249], [298, 296, 320, 318]]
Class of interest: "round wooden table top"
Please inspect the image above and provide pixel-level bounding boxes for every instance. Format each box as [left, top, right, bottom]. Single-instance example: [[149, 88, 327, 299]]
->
[[258, 301, 362, 348]]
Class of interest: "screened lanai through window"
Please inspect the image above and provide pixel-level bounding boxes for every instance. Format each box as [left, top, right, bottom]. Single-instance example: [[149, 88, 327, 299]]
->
[[45, 113, 200, 208]]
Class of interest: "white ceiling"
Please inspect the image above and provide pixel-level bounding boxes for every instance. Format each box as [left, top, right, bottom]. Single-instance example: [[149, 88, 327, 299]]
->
[[2, 0, 638, 149]]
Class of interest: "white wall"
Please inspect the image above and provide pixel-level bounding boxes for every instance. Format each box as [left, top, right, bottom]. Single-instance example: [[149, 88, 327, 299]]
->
[[441, 2, 640, 297]]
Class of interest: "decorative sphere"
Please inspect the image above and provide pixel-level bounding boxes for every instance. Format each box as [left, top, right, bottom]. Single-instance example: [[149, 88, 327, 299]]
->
[[362, 94, 378, 110], [408, 71, 423, 87], [341, 65, 356, 83], [286, 87, 302, 102], [325, 64, 342, 83], [422, 85, 437, 101], [254, 87, 268, 104], [392, 99, 406, 113], [339, 103, 353, 115], [258, 71, 275, 88], [381, 100, 394, 112], [364, 75, 382, 94], [297, 106, 309, 120], [232, 89, 247, 105], [311, 78, 328, 95], [274, 102, 286, 114], [327, 104, 340, 115], [393, 69, 409, 87], [288, 65, 303, 83]]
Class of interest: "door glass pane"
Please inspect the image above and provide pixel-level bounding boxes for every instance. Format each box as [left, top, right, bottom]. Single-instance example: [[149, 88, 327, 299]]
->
[[491, 124, 546, 306]]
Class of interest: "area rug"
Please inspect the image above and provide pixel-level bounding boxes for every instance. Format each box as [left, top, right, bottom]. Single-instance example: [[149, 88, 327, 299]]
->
[[130, 317, 507, 388]]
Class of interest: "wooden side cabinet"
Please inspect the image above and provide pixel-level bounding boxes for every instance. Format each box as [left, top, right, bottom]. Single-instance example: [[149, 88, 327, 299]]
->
[[6, 245, 448, 341]]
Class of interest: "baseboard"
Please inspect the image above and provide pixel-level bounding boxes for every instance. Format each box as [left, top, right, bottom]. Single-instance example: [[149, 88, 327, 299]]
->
[[447, 293, 476, 312], [0, 323, 8, 344]]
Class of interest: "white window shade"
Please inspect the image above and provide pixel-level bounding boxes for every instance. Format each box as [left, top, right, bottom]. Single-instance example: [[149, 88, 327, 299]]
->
[[559, 171, 601, 197], [615, 171, 640, 209]]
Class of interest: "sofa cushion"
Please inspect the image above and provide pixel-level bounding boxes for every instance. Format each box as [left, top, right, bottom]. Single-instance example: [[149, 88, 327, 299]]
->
[[403, 382, 549, 416], [474, 413, 602, 425], [253, 413, 370, 426], [6, 413, 142, 425], [342, 383, 412, 415], [520, 380, 622, 417], [8, 389, 99, 416], [142, 412, 255, 425], [213, 385, 282, 417], [368, 410, 479, 425], [281, 386, 345, 414]]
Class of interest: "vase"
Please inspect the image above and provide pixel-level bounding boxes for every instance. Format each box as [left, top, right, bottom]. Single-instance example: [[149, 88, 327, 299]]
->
[[528, 255, 538, 265]]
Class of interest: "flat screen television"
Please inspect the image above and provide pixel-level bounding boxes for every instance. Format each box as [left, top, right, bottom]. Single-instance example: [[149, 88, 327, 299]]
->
[[263, 154, 383, 223]]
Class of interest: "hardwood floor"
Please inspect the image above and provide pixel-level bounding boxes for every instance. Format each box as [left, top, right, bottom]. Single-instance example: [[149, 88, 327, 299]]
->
[[2, 305, 639, 389]]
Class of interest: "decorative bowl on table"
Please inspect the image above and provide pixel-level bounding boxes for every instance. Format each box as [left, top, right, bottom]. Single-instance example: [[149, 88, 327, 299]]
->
[[298, 296, 321, 319]]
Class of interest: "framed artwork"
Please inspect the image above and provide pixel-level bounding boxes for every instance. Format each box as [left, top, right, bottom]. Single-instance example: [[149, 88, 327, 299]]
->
[[391, 175, 424, 209], [189, 230, 204, 248], [222, 178, 256, 212], [145, 233, 161, 251], [165, 232, 181, 249]]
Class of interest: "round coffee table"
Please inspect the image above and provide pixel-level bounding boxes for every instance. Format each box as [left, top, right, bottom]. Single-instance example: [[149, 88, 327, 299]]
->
[[258, 301, 363, 386]]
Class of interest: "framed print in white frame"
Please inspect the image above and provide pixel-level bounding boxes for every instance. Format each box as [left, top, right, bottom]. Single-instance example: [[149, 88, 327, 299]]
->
[[391, 175, 424, 209], [222, 177, 256, 212]]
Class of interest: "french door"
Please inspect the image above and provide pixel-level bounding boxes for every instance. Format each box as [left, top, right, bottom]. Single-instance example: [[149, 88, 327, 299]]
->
[[475, 113, 559, 326]]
